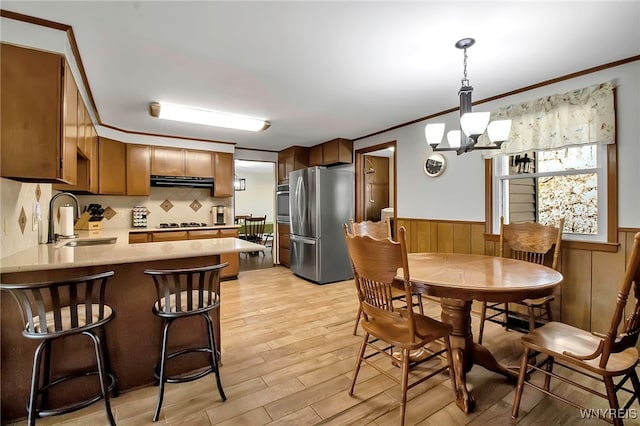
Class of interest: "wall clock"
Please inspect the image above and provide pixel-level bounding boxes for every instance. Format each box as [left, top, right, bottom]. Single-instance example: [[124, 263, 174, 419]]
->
[[424, 153, 446, 177]]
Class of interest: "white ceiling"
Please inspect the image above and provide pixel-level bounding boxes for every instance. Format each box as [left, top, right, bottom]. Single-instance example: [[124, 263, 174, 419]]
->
[[3, 1, 639, 152]]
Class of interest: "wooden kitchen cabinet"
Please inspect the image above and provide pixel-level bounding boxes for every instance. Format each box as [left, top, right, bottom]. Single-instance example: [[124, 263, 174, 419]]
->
[[1, 43, 77, 183], [126, 144, 151, 196], [77, 102, 87, 157], [98, 137, 126, 194], [151, 147, 184, 176], [322, 138, 353, 165], [88, 126, 99, 193], [308, 144, 323, 167], [213, 152, 234, 197], [151, 231, 189, 242], [129, 232, 149, 244], [185, 150, 213, 177], [188, 228, 240, 279], [277, 222, 291, 267], [277, 146, 309, 183], [151, 147, 214, 178]]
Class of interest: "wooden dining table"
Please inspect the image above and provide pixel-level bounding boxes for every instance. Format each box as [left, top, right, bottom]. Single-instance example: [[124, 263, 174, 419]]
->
[[398, 252, 563, 414]]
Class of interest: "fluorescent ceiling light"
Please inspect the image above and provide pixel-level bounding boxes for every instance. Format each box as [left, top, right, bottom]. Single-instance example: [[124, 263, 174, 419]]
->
[[150, 102, 270, 132]]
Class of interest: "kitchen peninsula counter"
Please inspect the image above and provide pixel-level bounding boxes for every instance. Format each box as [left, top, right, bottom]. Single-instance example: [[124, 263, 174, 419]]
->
[[0, 230, 255, 273], [0, 235, 264, 422]]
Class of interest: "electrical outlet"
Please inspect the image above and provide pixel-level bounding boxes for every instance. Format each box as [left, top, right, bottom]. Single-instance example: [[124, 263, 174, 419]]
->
[[3, 217, 8, 236]]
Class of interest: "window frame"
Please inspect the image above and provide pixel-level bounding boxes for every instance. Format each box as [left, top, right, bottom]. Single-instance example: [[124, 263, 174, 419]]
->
[[484, 143, 618, 252]]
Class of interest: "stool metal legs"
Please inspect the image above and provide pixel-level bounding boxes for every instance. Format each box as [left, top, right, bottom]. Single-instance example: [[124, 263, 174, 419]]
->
[[27, 330, 116, 426], [153, 312, 226, 422]]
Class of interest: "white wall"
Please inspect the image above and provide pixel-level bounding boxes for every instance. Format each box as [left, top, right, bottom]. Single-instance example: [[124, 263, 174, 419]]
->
[[355, 61, 640, 227], [234, 168, 276, 223]]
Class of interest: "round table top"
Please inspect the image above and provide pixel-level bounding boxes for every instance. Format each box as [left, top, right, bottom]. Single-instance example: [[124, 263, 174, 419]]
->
[[402, 253, 564, 302]]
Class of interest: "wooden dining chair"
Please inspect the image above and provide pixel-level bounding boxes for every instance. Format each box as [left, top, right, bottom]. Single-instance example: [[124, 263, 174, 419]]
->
[[348, 218, 424, 335], [243, 216, 266, 255], [478, 216, 564, 344], [512, 232, 640, 425], [344, 225, 454, 425]]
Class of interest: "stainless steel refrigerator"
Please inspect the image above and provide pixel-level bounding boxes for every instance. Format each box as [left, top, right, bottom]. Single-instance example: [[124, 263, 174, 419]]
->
[[289, 166, 354, 284]]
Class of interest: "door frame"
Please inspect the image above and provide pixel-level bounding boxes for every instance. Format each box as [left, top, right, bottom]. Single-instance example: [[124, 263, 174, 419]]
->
[[354, 140, 397, 224]]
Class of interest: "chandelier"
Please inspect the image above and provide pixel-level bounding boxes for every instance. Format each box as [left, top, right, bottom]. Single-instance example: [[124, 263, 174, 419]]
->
[[425, 38, 512, 155]]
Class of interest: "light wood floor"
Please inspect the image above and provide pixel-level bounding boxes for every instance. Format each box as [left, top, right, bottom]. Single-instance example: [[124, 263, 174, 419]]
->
[[9, 266, 636, 425]]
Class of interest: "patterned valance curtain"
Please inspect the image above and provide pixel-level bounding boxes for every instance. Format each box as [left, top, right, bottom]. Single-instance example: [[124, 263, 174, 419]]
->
[[481, 81, 615, 157]]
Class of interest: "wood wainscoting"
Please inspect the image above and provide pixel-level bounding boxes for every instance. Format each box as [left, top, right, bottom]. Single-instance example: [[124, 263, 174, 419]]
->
[[395, 218, 640, 340]]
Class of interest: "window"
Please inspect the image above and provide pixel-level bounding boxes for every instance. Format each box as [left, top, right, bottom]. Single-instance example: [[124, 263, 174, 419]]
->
[[492, 144, 608, 241], [487, 81, 617, 245]]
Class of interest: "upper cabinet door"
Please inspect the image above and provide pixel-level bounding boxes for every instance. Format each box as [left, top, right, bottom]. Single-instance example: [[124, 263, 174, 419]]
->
[[98, 137, 126, 195], [1, 44, 76, 183], [151, 147, 184, 176], [127, 144, 150, 196], [213, 152, 233, 197], [185, 150, 213, 177]]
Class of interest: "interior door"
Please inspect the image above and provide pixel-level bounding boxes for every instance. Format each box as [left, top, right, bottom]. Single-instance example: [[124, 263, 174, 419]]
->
[[363, 155, 390, 221]]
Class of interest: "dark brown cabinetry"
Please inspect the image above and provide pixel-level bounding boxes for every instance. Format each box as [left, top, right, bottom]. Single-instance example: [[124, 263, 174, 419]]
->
[[1, 43, 77, 183], [307, 138, 353, 167], [322, 138, 353, 165], [213, 152, 234, 197], [308, 144, 323, 167], [98, 137, 127, 195], [277, 146, 309, 183], [277, 222, 291, 267], [130, 228, 239, 278], [126, 144, 151, 196]]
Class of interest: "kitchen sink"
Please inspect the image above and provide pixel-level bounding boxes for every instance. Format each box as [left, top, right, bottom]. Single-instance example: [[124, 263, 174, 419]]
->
[[63, 237, 117, 247]]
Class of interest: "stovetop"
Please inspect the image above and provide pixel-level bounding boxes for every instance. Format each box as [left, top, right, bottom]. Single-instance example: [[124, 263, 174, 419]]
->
[[158, 222, 209, 229]]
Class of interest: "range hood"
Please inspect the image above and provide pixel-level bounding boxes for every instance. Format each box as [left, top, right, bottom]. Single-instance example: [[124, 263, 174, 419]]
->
[[150, 175, 214, 188]]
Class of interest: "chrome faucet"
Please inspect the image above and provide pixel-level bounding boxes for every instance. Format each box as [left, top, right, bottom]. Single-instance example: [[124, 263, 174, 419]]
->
[[47, 192, 80, 243]]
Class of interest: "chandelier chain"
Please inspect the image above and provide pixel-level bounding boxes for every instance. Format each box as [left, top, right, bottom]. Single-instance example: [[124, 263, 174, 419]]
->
[[462, 48, 469, 87]]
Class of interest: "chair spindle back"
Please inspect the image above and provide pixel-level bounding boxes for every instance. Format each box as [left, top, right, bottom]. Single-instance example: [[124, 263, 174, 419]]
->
[[349, 218, 391, 240], [601, 232, 640, 367], [344, 225, 414, 338], [500, 216, 564, 270]]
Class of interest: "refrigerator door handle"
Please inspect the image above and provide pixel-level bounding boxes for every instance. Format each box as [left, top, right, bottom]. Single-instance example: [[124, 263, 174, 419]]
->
[[295, 175, 304, 225], [290, 234, 316, 244]]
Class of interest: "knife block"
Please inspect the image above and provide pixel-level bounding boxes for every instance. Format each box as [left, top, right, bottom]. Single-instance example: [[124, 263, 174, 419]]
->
[[74, 212, 102, 230]]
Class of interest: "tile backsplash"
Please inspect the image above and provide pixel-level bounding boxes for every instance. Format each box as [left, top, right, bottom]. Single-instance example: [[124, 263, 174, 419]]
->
[[0, 177, 233, 258], [76, 187, 233, 229]]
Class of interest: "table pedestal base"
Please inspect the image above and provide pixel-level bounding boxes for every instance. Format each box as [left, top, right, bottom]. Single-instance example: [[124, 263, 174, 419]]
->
[[441, 298, 518, 413]]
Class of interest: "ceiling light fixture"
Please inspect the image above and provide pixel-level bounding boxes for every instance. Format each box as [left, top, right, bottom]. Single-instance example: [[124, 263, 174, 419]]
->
[[424, 38, 511, 155], [149, 102, 270, 132]]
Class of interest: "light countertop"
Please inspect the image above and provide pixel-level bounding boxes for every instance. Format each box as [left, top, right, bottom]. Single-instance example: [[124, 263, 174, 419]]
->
[[0, 228, 264, 274]]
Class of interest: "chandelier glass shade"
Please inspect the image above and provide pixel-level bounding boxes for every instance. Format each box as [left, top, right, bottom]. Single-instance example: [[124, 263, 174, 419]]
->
[[425, 38, 512, 155]]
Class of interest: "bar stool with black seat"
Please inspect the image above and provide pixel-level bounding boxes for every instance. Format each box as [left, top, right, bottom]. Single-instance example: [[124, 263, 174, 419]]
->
[[0, 271, 118, 426], [144, 263, 228, 422]]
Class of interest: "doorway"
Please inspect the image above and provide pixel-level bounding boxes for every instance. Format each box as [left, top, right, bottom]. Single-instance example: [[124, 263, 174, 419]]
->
[[354, 141, 396, 224], [233, 160, 276, 271]]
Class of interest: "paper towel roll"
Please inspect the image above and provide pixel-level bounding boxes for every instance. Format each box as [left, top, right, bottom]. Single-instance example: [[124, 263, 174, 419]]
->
[[59, 205, 75, 237]]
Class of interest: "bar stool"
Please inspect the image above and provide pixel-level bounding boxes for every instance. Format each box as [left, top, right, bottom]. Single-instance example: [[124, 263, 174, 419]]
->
[[144, 263, 228, 422], [0, 271, 118, 426]]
